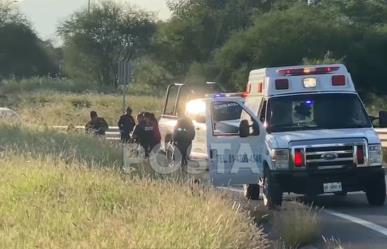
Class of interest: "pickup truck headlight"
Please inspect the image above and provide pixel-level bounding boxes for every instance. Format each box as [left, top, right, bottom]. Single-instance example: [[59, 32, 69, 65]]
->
[[368, 144, 383, 166], [271, 149, 289, 170]]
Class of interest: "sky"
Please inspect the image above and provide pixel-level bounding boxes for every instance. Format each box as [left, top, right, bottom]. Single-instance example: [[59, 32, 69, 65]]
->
[[16, 0, 171, 43]]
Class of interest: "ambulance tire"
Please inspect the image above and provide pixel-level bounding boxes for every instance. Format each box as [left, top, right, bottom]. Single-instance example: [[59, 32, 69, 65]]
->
[[244, 184, 260, 200], [263, 167, 282, 209], [366, 176, 386, 206]]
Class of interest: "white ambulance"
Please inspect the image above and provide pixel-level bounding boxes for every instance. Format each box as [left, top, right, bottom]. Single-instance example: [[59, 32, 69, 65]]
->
[[202, 64, 386, 207]]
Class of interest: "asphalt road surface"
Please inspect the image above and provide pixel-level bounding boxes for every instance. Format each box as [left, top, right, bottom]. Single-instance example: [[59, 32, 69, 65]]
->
[[309, 174, 387, 249], [224, 172, 387, 249]]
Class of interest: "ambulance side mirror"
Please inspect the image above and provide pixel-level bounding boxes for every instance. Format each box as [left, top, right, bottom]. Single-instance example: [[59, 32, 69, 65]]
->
[[239, 120, 250, 138], [379, 111, 387, 128]]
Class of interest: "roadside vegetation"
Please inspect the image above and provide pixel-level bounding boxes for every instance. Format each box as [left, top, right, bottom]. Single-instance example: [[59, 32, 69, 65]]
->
[[0, 79, 163, 126], [0, 124, 122, 167], [0, 124, 268, 248], [0, 155, 267, 249], [273, 202, 321, 248], [0, 123, 328, 248]]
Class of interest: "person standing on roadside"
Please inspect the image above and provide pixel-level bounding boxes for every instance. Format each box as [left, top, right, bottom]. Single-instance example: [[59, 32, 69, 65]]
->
[[85, 111, 109, 136], [132, 112, 154, 158], [118, 107, 136, 143], [149, 113, 161, 150], [173, 114, 195, 167]]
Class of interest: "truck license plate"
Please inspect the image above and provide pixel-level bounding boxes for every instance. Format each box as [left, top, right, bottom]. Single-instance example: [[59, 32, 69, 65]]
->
[[323, 182, 342, 193]]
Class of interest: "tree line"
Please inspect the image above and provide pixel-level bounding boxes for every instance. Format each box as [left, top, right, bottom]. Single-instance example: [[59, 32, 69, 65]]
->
[[2, 0, 387, 94], [0, 1, 60, 80]]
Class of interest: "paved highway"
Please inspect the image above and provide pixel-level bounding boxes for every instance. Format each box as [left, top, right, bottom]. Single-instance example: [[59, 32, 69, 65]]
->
[[308, 174, 387, 249], [224, 171, 387, 249]]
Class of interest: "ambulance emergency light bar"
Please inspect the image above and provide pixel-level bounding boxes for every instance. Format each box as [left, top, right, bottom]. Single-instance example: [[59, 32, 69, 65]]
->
[[274, 66, 346, 90], [206, 92, 249, 98], [277, 66, 340, 76]]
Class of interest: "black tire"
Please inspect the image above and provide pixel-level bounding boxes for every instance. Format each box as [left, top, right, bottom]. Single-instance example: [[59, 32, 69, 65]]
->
[[244, 184, 260, 200], [366, 177, 386, 206], [262, 167, 283, 209]]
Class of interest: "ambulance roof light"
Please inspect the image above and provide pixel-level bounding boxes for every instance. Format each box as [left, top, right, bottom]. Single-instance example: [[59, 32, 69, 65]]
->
[[275, 79, 289, 90], [205, 92, 247, 98], [332, 75, 346, 86], [278, 66, 340, 76]]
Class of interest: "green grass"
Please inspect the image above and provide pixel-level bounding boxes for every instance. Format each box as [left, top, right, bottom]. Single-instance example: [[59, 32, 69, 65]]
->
[[384, 149, 387, 164], [0, 77, 115, 94], [0, 156, 267, 249]]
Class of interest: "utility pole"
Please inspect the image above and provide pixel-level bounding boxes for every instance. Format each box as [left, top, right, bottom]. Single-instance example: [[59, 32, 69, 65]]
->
[[88, 0, 91, 14]]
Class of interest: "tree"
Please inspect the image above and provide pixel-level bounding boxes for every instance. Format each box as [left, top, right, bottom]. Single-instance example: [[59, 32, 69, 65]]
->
[[154, 0, 261, 78], [58, 1, 156, 86], [0, 1, 56, 79], [215, 5, 354, 90]]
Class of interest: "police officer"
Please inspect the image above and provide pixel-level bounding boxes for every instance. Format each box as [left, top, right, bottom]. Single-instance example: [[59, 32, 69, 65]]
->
[[173, 114, 195, 167], [118, 107, 136, 143], [85, 111, 109, 136], [149, 113, 161, 150], [132, 112, 155, 158]]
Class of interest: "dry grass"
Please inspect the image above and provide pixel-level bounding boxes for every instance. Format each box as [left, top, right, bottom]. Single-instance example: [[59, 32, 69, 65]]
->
[[0, 124, 122, 168], [0, 91, 163, 126], [273, 202, 321, 248], [0, 124, 269, 248], [0, 155, 268, 249], [323, 236, 344, 249]]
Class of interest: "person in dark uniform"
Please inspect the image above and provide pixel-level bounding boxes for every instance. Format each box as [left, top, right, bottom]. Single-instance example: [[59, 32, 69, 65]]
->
[[132, 112, 155, 158], [149, 113, 161, 150], [118, 107, 136, 143], [173, 115, 195, 167], [132, 112, 145, 144], [85, 111, 109, 136]]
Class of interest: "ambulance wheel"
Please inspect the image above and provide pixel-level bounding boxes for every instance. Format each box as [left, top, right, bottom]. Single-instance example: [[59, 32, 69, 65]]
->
[[366, 176, 386, 206], [244, 184, 260, 200], [262, 167, 282, 209]]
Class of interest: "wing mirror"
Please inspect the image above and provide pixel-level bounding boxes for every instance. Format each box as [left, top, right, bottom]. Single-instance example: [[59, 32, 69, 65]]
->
[[380, 111, 387, 128], [239, 119, 250, 138]]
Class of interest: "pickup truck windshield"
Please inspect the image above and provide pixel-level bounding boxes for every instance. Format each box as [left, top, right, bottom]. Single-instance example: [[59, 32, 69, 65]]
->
[[267, 93, 371, 132]]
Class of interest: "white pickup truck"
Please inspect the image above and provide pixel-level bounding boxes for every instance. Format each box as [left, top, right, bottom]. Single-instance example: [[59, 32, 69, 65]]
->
[[159, 64, 387, 208]]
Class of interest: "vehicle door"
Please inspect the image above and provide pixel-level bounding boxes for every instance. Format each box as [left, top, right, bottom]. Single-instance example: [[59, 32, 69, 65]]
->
[[159, 84, 184, 149], [206, 98, 264, 186]]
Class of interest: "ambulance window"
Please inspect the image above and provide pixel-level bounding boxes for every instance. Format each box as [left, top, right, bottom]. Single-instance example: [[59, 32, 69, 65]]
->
[[259, 100, 267, 122], [267, 93, 371, 132], [211, 101, 258, 136]]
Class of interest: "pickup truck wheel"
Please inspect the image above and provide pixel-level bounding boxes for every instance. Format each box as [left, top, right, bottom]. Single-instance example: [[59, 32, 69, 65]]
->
[[244, 184, 260, 200], [262, 168, 282, 209], [366, 177, 386, 206]]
